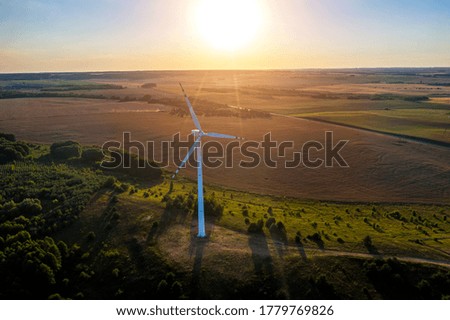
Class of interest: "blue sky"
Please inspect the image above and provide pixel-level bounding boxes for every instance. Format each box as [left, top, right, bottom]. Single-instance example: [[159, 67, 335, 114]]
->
[[0, 0, 449, 72]]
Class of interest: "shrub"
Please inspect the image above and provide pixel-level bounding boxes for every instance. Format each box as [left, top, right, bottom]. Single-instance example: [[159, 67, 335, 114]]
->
[[307, 232, 324, 249], [388, 211, 407, 222], [269, 223, 278, 235], [165, 194, 191, 213], [309, 274, 337, 299], [248, 219, 264, 234], [276, 221, 286, 233], [141, 83, 157, 89], [16, 198, 42, 216], [0, 138, 30, 163], [265, 217, 276, 228], [87, 231, 96, 241], [117, 183, 130, 193], [363, 235, 378, 254], [57, 241, 69, 258], [165, 272, 175, 283], [403, 95, 429, 102], [48, 293, 63, 300], [103, 176, 116, 188], [0, 133, 16, 142], [75, 292, 84, 299], [112, 268, 120, 278], [203, 195, 223, 218], [171, 281, 183, 297], [157, 279, 169, 297], [81, 148, 104, 162], [50, 141, 81, 159], [110, 195, 118, 204]]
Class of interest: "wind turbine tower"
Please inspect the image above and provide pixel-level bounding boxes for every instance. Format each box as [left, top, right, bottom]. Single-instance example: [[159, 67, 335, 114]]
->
[[172, 84, 242, 238]]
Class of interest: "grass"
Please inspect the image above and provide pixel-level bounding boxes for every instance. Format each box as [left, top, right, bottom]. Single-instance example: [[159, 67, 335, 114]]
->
[[123, 175, 450, 261], [297, 108, 450, 143], [64, 174, 448, 299]]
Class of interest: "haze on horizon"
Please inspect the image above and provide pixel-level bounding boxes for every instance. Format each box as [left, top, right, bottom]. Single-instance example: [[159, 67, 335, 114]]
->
[[0, 0, 449, 73]]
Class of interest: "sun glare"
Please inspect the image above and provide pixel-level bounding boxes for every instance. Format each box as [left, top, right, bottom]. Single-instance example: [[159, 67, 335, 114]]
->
[[195, 0, 264, 51]]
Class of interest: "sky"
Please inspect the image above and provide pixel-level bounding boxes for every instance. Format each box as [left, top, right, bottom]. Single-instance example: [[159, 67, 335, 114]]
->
[[0, 0, 449, 72]]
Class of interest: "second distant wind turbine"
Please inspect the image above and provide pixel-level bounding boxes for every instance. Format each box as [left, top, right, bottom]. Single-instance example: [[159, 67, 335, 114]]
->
[[172, 84, 242, 238]]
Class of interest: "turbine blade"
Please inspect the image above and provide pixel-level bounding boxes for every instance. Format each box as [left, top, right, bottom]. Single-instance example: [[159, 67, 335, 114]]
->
[[205, 132, 243, 140], [172, 136, 201, 178], [179, 83, 202, 131]]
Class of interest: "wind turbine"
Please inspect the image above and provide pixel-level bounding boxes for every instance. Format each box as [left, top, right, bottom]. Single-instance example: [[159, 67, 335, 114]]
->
[[172, 83, 242, 238]]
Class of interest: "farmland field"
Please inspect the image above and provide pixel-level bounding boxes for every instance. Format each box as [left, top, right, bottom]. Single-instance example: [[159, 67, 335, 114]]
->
[[0, 69, 449, 299]]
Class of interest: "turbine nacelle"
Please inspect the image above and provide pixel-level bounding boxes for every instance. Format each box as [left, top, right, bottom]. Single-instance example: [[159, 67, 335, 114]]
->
[[192, 129, 201, 137]]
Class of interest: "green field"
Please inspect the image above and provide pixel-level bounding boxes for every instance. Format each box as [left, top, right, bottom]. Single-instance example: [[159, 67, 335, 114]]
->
[[297, 108, 450, 144], [140, 176, 450, 259]]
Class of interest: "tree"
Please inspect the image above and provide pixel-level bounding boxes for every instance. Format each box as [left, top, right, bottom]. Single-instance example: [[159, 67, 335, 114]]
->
[[307, 232, 324, 249], [204, 195, 223, 218], [141, 83, 157, 89], [157, 279, 169, 298], [248, 219, 264, 233], [265, 217, 276, 228], [0, 133, 16, 142], [0, 232, 63, 296], [18, 198, 42, 216], [171, 281, 183, 297], [0, 138, 30, 163], [48, 293, 63, 300], [81, 148, 104, 162], [363, 235, 378, 254], [50, 141, 81, 159]]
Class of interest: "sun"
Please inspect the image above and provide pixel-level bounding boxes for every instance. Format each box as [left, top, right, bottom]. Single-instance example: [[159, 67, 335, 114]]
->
[[195, 0, 264, 51]]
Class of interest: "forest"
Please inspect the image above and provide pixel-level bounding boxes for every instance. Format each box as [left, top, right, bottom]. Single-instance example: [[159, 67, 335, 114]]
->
[[0, 134, 164, 298], [1, 132, 449, 299]]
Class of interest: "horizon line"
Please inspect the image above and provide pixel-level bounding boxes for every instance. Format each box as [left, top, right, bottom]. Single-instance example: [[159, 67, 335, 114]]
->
[[1, 66, 450, 75]]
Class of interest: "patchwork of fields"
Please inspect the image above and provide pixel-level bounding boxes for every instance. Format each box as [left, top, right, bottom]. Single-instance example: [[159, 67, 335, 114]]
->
[[1, 69, 449, 299]]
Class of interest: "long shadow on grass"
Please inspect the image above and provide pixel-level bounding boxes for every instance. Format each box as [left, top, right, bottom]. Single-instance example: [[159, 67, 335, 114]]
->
[[188, 215, 208, 298], [269, 230, 288, 258], [248, 232, 274, 275], [296, 240, 308, 261], [156, 206, 189, 237], [188, 211, 221, 298], [189, 237, 207, 298], [245, 233, 289, 299]]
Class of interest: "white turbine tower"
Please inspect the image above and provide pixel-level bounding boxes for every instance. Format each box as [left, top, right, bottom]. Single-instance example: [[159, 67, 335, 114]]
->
[[172, 83, 242, 238]]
